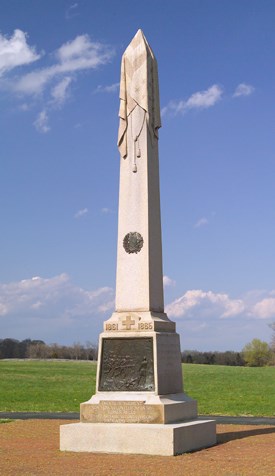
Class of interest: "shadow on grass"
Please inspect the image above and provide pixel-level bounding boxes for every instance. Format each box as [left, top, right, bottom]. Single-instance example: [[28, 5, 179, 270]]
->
[[217, 426, 275, 445]]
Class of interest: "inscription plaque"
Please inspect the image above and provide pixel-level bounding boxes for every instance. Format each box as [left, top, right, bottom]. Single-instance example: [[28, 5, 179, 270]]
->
[[81, 400, 163, 424], [99, 338, 154, 391]]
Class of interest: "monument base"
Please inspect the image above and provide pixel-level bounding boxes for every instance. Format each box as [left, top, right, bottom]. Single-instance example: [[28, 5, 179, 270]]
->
[[80, 392, 197, 424], [60, 419, 216, 456]]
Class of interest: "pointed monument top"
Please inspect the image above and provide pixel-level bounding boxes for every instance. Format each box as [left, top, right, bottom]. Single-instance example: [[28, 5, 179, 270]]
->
[[124, 29, 154, 60], [133, 29, 147, 42], [118, 30, 161, 158], [135, 28, 144, 37]]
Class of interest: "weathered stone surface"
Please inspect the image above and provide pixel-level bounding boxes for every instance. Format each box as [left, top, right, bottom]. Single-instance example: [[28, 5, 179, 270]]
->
[[155, 332, 183, 395], [80, 394, 197, 424], [115, 31, 163, 315], [104, 311, 175, 333], [81, 400, 163, 424], [60, 420, 216, 456]]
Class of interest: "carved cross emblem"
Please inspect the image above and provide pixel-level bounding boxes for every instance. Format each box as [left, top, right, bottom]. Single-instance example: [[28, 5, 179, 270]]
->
[[122, 315, 135, 330]]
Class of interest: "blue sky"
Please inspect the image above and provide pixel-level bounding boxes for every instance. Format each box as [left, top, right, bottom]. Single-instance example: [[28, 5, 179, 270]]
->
[[1, 0, 275, 351]]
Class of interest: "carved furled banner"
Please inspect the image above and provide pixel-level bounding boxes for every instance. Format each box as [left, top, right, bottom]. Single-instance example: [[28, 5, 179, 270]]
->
[[98, 337, 154, 391]]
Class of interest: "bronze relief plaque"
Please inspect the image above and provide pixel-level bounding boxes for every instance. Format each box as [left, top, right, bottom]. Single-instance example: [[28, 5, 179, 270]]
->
[[98, 337, 154, 391]]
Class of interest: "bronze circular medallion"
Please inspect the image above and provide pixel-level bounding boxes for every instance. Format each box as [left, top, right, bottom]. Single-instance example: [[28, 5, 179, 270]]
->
[[123, 232, 144, 254]]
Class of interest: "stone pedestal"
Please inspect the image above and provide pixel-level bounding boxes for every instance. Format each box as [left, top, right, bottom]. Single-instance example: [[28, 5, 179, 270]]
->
[[60, 420, 216, 456], [60, 320, 216, 455]]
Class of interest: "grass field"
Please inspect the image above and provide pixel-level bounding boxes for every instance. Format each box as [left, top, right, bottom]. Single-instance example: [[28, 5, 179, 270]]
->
[[0, 360, 274, 416], [0, 360, 96, 412]]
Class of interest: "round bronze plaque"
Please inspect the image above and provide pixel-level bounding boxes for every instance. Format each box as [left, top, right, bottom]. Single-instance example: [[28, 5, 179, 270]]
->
[[123, 232, 144, 254]]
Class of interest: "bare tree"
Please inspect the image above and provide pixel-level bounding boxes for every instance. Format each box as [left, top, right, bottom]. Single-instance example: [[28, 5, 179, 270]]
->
[[71, 342, 83, 360], [27, 342, 50, 359]]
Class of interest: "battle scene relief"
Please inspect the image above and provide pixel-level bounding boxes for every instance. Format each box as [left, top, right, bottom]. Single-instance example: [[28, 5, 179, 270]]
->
[[98, 338, 154, 391]]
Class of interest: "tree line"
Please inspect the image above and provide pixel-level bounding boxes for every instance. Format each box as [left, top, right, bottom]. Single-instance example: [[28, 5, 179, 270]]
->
[[1, 323, 274, 367], [0, 338, 98, 361], [181, 350, 245, 366], [182, 324, 275, 367], [181, 342, 274, 367]]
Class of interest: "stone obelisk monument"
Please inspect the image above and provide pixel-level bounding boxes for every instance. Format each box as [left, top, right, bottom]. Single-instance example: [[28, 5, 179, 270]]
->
[[60, 30, 216, 456]]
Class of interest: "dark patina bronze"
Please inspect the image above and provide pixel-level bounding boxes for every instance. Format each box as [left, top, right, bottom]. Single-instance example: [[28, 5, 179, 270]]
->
[[98, 337, 154, 391], [123, 232, 144, 254]]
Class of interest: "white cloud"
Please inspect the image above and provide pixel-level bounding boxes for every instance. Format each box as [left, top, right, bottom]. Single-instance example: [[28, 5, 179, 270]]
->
[[0, 273, 68, 316], [1, 33, 115, 133], [87, 287, 112, 299], [57, 35, 97, 63], [14, 34, 114, 96], [94, 82, 119, 93], [1, 277, 274, 349], [0, 303, 8, 316], [185, 85, 223, 110], [98, 299, 115, 313], [0, 29, 40, 77], [101, 207, 112, 214], [33, 109, 50, 133], [0, 273, 114, 319], [74, 208, 88, 218], [252, 298, 275, 319], [163, 275, 176, 287], [194, 217, 209, 228], [15, 68, 52, 95], [160, 106, 168, 117], [166, 289, 245, 319], [65, 3, 79, 20], [31, 301, 43, 310], [233, 83, 255, 98], [162, 84, 223, 117], [51, 76, 72, 106], [19, 102, 31, 111], [166, 288, 275, 323]]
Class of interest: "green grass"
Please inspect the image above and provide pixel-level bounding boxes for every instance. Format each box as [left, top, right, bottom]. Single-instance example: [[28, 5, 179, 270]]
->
[[0, 360, 96, 412], [0, 360, 274, 416], [183, 364, 275, 416]]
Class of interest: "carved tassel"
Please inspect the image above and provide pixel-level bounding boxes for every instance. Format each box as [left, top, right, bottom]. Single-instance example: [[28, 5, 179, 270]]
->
[[133, 140, 138, 173], [136, 138, 141, 158]]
